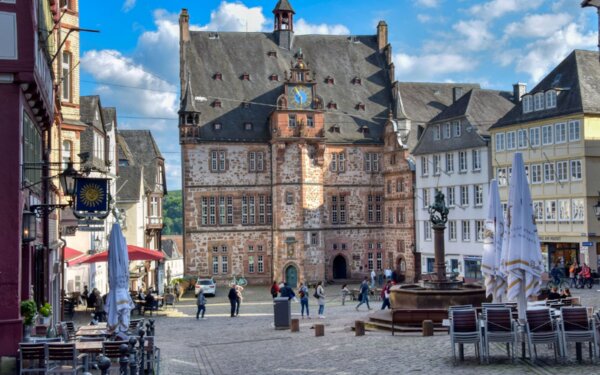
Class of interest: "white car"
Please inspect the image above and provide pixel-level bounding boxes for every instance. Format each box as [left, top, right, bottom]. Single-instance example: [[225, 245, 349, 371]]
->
[[195, 278, 216, 296]]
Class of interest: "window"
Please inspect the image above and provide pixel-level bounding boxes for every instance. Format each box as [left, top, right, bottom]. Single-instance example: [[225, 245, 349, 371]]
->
[[61, 51, 72, 102], [556, 161, 568, 182], [364, 153, 380, 172], [208, 197, 216, 225], [474, 185, 483, 207], [421, 156, 429, 176], [462, 220, 471, 241], [523, 95, 532, 113], [356, 103, 366, 111], [212, 257, 219, 274], [387, 207, 393, 223], [248, 151, 264, 172], [452, 121, 461, 137], [266, 196, 272, 224], [443, 123, 451, 139], [558, 199, 570, 222], [446, 153, 454, 173], [210, 150, 227, 172], [497, 167, 507, 186], [472, 149, 481, 171], [327, 101, 338, 110], [506, 131, 516, 150], [218, 196, 227, 225], [569, 120, 581, 142], [459, 151, 468, 172], [258, 195, 267, 224], [555, 123, 567, 143], [286, 192, 293, 205], [307, 115, 314, 128], [426, 258, 435, 273], [367, 194, 383, 223], [396, 207, 405, 223], [311, 232, 318, 246], [257, 255, 264, 273], [422, 189, 430, 209], [433, 125, 441, 140], [201, 197, 208, 225], [533, 201, 544, 222], [62, 140, 72, 169], [353, 77, 362, 85], [517, 129, 528, 149], [476, 220, 485, 242], [570, 160, 582, 181], [249, 196, 255, 224], [534, 92, 544, 111], [93, 132, 105, 160], [396, 178, 404, 193], [367, 253, 373, 270], [331, 195, 347, 224], [288, 114, 296, 128], [460, 185, 469, 206], [244, 122, 253, 130], [531, 164, 542, 184], [572, 199, 584, 222], [424, 221, 432, 241], [221, 255, 228, 274], [529, 127, 540, 147], [496, 133, 505, 151], [545, 90, 557, 109], [214, 72, 222, 80], [242, 195, 248, 224], [241, 72, 250, 80], [212, 99, 222, 108], [330, 152, 346, 173], [542, 125, 553, 145], [447, 187, 455, 207], [376, 252, 383, 271], [248, 256, 255, 273], [545, 200, 557, 222], [544, 163, 555, 183], [325, 76, 335, 85], [448, 221, 457, 241], [270, 74, 279, 81], [432, 154, 441, 175]]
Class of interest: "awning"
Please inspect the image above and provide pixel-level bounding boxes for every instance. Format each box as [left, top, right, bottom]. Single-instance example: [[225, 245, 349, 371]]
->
[[68, 245, 164, 265], [64, 247, 84, 261]]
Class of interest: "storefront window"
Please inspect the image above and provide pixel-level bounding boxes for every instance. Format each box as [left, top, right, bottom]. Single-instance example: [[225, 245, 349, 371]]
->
[[464, 259, 482, 280]]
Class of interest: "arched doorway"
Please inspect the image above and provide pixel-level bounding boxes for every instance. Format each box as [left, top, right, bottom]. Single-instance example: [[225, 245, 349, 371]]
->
[[332, 255, 347, 279], [285, 265, 298, 288], [396, 256, 406, 283]]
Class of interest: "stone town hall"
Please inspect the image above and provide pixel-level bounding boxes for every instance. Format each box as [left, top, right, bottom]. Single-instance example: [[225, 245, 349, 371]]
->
[[178, 0, 416, 286]]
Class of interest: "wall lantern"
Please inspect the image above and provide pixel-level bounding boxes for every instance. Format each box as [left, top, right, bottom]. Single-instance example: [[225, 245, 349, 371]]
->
[[22, 209, 37, 243]]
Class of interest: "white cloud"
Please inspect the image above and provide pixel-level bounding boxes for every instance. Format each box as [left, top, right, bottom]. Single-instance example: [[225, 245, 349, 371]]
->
[[504, 13, 573, 39], [122, 0, 135, 12], [196, 1, 267, 32], [469, 0, 544, 20], [453, 20, 494, 51], [295, 18, 350, 35], [393, 52, 477, 81], [417, 14, 432, 23], [415, 0, 441, 8]]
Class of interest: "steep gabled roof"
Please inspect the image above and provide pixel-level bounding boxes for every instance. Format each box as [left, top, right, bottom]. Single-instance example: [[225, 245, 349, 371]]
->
[[118, 130, 165, 194], [273, 0, 294, 13], [116, 166, 142, 202]]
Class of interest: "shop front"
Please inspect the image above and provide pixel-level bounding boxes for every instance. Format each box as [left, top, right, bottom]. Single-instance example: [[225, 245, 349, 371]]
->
[[541, 242, 580, 278]]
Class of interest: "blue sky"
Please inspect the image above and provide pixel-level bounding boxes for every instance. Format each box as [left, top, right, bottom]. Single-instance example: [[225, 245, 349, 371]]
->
[[78, 0, 599, 191]]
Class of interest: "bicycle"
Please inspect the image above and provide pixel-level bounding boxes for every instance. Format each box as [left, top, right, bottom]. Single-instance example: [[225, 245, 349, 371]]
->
[[574, 275, 593, 289], [546, 278, 569, 291], [231, 275, 248, 287]]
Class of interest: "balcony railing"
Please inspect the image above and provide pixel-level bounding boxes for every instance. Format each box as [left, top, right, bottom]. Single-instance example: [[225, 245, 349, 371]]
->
[[146, 216, 163, 227]]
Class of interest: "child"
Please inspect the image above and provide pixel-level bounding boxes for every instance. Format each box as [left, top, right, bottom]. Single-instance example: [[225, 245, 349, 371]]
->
[[196, 288, 206, 320], [341, 284, 350, 306]]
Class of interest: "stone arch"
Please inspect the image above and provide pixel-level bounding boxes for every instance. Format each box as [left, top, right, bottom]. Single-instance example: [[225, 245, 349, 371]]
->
[[332, 254, 348, 279], [396, 256, 407, 283]]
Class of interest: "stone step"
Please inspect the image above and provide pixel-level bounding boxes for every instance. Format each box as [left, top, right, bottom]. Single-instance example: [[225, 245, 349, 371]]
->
[[351, 319, 448, 333]]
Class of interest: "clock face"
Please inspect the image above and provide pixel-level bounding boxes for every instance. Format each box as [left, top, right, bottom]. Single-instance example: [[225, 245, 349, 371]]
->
[[288, 85, 312, 109]]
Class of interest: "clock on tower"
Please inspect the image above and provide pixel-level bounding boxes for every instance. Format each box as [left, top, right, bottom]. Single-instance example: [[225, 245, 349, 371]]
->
[[287, 84, 312, 109]]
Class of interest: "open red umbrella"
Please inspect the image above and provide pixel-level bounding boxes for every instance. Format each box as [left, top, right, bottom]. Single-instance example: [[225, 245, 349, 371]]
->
[[64, 247, 84, 261], [68, 244, 163, 265]]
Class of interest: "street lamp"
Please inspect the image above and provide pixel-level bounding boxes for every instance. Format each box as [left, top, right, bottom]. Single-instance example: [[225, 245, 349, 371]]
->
[[22, 209, 37, 243], [30, 162, 80, 217], [582, 0, 600, 62]]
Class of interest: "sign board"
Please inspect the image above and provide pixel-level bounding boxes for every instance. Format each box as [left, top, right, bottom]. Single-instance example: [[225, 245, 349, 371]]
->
[[74, 178, 109, 213], [78, 226, 105, 232], [582, 242, 593, 247]]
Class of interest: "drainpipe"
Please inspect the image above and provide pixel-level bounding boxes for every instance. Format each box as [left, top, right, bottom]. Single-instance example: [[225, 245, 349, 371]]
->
[[270, 142, 275, 284]]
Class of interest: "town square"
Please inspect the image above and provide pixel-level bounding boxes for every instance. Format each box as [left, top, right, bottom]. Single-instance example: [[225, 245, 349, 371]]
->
[[3, 0, 600, 373]]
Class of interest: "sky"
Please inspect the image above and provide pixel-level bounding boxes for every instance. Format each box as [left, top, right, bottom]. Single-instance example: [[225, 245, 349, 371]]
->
[[78, 0, 600, 191]]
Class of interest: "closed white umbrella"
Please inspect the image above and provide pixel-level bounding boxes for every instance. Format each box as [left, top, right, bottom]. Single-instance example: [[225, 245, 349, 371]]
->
[[500, 153, 544, 320], [105, 222, 135, 334], [481, 179, 505, 302]]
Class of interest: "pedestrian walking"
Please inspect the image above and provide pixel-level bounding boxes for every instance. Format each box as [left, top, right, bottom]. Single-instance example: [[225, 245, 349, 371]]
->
[[228, 284, 238, 317], [196, 288, 206, 319], [316, 281, 326, 318], [381, 280, 392, 310], [356, 277, 372, 311], [235, 284, 244, 316], [174, 282, 181, 302], [370, 269, 376, 288], [298, 282, 310, 319], [569, 262, 578, 288], [341, 284, 350, 306], [270, 281, 280, 298]]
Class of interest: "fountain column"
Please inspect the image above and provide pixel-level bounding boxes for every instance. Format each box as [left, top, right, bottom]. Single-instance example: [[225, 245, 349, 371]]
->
[[433, 223, 446, 282]]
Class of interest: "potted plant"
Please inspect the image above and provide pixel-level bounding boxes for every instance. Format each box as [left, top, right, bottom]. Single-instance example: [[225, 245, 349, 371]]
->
[[38, 302, 52, 325], [20, 300, 37, 342]]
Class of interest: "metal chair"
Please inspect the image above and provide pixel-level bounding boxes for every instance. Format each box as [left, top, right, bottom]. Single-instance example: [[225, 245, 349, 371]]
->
[[449, 308, 483, 364], [143, 336, 161, 375], [559, 307, 598, 362], [525, 308, 562, 363], [481, 307, 517, 363], [59, 322, 76, 342], [19, 343, 48, 374], [164, 293, 176, 309], [47, 343, 88, 374]]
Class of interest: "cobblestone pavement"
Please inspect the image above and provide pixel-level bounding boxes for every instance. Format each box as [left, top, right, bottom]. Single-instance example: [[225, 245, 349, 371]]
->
[[150, 285, 600, 375]]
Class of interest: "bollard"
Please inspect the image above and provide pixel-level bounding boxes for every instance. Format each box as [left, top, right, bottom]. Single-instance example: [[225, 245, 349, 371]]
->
[[422, 320, 434, 337], [291, 318, 300, 332], [128, 337, 138, 375], [148, 319, 155, 336], [314, 324, 324, 337], [119, 343, 129, 375], [98, 355, 111, 375], [355, 320, 365, 336], [138, 328, 146, 374]]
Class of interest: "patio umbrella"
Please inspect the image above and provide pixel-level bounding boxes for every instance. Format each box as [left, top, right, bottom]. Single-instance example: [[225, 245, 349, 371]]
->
[[68, 244, 164, 265], [481, 179, 505, 302], [64, 247, 84, 261], [500, 153, 544, 320], [104, 222, 135, 334]]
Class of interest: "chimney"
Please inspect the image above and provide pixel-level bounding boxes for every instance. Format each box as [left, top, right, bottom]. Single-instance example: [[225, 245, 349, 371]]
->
[[452, 87, 463, 103], [377, 21, 388, 50], [179, 9, 190, 43], [513, 82, 526, 104]]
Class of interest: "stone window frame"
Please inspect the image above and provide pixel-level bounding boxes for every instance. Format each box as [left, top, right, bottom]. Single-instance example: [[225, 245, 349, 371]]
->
[[366, 194, 383, 224], [330, 193, 348, 224], [248, 151, 265, 172], [209, 149, 228, 173]]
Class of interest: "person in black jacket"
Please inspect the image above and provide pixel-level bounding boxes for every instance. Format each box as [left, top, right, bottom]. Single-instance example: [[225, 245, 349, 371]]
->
[[279, 283, 295, 300], [228, 285, 238, 317]]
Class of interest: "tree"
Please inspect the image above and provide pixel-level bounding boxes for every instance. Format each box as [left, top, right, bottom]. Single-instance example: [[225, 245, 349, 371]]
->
[[162, 190, 182, 235]]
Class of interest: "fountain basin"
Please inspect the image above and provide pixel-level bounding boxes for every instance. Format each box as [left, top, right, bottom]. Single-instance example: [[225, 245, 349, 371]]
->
[[390, 283, 488, 310]]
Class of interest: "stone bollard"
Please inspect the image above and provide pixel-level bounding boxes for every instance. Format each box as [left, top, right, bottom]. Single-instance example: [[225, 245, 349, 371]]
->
[[291, 319, 300, 332], [119, 343, 129, 375], [138, 328, 146, 374], [98, 355, 111, 375], [422, 320, 434, 337], [355, 320, 365, 336], [128, 337, 138, 375], [314, 324, 324, 337]]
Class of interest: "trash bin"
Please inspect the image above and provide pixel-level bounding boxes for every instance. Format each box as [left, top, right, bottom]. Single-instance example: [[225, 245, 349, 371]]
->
[[273, 297, 291, 330]]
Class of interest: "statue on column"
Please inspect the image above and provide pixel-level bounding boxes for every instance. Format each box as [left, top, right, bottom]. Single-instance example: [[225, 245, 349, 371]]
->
[[428, 190, 449, 226]]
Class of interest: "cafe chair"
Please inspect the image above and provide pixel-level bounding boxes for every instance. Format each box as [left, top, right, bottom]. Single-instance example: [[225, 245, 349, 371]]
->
[[525, 308, 562, 363], [559, 307, 598, 362], [19, 343, 48, 374], [449, 308, 483, 364], [481, 307, 517, 363], [143, 336, 161, 375], [164, 293, 176, 309], [47, 343, 88, 374]]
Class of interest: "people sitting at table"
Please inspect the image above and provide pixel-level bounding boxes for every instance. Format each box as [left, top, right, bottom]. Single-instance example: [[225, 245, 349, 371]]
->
[[547, 286, 561, 300], [87, 288, 98, 310], [94, 289, 106, 322], [144, 291, 158, 314], [559, 288, 572, 299]]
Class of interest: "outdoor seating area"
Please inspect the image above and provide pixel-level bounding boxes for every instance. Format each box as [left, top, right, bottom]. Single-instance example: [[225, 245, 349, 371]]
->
[[18, 318, 159, 374], [448, 301, 599, 365]]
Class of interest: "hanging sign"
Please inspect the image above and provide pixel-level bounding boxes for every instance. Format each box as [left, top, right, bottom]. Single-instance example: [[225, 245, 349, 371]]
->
[[74, 178, 109, 213]]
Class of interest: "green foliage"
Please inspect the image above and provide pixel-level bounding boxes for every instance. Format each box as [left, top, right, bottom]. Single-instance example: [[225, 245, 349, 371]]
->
[[162, 190, 182, 235], [39, 302, 52, 317], [20, 300, 37, 326]]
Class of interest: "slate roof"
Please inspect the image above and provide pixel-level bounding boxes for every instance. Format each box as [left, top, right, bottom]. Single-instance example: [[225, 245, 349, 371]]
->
[[79, 95, 107, 171], [116, 165, 142, 202], [102, 107, 116, 131], [118, 130, 165, 195], [273, 0, 294, 12], [493, 49, 600, 128], [161, 236, 183, 260], [412, 89, 514, 155], [182, 31, 393, 144]]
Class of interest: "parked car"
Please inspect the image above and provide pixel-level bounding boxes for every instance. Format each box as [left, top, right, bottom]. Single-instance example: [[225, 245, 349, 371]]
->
[[195, 277, 216, 296]]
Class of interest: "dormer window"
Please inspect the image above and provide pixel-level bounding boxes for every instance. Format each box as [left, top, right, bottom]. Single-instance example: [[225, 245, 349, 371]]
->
[[208, 32, 219, 39], [241, 101, 250, 109], [545, 90, 557, 109], [359, 126, 369, 134], [356, 102, 366, 111], [327, 101, 338, 110], [330, 125, 341, 133], [241, 73, 250, 81], [533, 92, 544, 111], [352, 77, 362, 85], [214, 72, 222, 80], [244, 122, 253, 131], [212, 99, 221, 108], [522, 95, 533, 114], [267, 51, 277, 57], [213, 123, 222, 131], [270, 74, 279, 81], [325, 76, 335, 85]]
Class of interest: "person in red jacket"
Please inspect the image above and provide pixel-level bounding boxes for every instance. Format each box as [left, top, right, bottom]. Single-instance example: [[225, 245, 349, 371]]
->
[[270, 281, 280, 298]]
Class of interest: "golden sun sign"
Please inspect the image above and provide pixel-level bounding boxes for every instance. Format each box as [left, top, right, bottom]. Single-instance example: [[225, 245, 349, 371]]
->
[[79, 183, 104, 207]]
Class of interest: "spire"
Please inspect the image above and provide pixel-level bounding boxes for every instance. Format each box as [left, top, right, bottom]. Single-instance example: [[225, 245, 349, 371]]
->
[[181, 72, 198, 113], [273, 0, 295, 13]]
